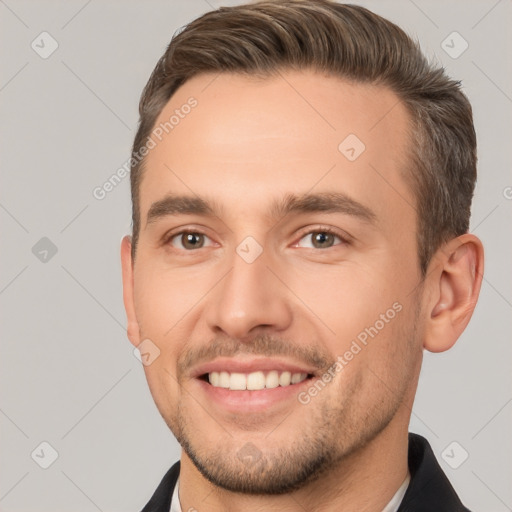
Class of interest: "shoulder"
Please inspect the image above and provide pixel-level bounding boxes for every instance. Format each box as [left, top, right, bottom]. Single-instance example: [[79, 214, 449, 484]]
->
[[398, 434, 472, 512], [140, 461, 180, 512]]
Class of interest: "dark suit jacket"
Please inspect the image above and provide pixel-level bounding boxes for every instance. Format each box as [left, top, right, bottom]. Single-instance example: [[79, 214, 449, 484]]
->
[[141, 433, 472, 511]]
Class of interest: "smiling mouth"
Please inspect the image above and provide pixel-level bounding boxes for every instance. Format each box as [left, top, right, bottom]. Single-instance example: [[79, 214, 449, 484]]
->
[[199, 370, 313, 391]]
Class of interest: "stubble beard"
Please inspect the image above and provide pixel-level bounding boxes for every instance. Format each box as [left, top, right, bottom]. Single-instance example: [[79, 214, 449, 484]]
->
[[168, 366, 411, 495], [158, 306, 421, 495]]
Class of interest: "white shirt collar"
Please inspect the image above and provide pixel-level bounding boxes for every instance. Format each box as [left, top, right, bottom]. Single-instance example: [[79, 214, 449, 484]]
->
[[381, 472, 411, 512], [169, 476, 181, 512]]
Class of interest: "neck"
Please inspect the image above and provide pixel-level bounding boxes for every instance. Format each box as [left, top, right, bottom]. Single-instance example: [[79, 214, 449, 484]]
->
[[178, 408, 410, 512]]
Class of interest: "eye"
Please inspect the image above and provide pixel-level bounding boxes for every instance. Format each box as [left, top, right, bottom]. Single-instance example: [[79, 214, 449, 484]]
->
[[296, 228, 346, 249], [168, 230, 214, 250]]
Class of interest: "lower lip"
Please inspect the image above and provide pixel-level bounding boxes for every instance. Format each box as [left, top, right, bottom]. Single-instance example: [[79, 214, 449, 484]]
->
[[195, 377, 312, 413]]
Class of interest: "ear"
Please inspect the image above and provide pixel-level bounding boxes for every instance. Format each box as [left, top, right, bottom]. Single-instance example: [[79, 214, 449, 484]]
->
[[423, 233, 484, 353], [121, 235, 141, 347]]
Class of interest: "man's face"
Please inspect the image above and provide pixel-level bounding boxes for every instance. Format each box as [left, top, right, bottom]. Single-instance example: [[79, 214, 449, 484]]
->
[[125, 71, 426, 493]]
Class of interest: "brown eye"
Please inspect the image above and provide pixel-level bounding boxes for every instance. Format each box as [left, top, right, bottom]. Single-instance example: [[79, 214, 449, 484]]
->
[[296, 230, 344, 249], [312, 232, 335, 248], [170, 231, 211, 250]]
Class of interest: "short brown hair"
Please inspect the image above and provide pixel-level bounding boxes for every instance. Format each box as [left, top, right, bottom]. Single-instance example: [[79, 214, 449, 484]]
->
[[130, 0, 477, 275]]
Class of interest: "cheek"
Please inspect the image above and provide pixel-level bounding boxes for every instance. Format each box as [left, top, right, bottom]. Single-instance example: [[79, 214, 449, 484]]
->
[[288, 263, 408, 346], [333, 300, 419, 410], [133, 262, 204, 338], [132, 267, 187, 392], [142, 359, 182, 431]]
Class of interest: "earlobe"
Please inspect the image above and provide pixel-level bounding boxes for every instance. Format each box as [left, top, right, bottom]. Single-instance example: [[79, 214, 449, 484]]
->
[[423, 234, 484, 353], [120, 235, 141, 347]]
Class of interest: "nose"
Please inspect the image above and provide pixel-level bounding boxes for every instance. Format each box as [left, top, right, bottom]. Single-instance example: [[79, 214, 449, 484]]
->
[[203, 248, 293, 340]]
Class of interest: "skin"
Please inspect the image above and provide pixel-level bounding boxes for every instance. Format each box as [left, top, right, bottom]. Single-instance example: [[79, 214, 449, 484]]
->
[[121, 70, 484, 512]]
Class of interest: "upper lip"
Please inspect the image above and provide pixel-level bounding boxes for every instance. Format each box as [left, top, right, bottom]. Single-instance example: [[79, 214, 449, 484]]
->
[[190, 357, 317, 379]]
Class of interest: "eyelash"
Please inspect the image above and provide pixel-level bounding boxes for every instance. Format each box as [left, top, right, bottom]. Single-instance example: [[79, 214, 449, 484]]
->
[[163, 226, 350, 251]]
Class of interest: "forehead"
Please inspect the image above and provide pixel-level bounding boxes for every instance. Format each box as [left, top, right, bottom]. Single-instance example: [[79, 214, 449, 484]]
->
[[139, 70, 414, 229]]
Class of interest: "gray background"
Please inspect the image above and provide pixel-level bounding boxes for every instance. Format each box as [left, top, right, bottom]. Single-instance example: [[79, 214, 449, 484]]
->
[[1, 0, 511, 510]]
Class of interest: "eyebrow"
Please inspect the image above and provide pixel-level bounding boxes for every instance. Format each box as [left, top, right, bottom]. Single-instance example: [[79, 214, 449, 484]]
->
[[145, 191, 377, 227]]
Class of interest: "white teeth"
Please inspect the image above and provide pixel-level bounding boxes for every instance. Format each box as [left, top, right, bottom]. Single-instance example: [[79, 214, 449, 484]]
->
[[247, 371, 266, 390], [279, 371, 291, 386], [230, 372, 247, 390], [265, 370, 279, 389], [291, 372, 308, 384], [209, 371, 219, 387], [219, 371, 230, 388], [207, 370, 309, 390]]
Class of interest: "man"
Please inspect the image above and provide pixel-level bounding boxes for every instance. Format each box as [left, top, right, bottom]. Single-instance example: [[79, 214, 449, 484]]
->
[[120, 1, 483, 510]]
